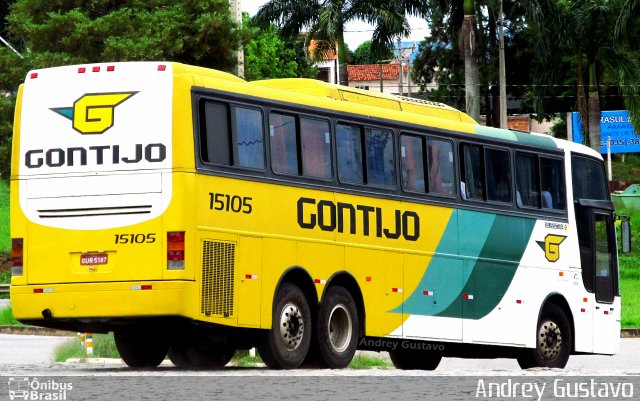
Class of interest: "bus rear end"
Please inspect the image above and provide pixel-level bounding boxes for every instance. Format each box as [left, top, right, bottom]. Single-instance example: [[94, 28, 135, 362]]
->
[[9, 62, 192, 331]]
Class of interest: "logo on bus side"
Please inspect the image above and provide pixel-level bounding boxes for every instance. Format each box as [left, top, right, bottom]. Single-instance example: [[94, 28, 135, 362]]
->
[[51, 92, 138, 135], [537, 234, 567, 262]]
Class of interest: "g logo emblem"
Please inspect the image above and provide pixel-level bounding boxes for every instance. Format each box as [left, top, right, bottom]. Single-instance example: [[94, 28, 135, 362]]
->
[[51, 92, 137, 134], [537, 234, 567, 262]]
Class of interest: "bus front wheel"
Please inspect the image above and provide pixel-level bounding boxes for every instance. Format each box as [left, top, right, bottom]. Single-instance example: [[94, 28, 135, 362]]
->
[[517, 303, 572, 369], [114, 329, 168, 368], [258, 282, 312, 369], [316, 286, 359, 369]]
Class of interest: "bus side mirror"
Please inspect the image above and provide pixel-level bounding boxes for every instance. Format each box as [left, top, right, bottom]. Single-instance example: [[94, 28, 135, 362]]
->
[[621, 219, 632, 254]]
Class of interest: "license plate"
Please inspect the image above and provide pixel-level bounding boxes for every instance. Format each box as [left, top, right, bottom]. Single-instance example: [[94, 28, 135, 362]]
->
[[80, 253, 108, 266]]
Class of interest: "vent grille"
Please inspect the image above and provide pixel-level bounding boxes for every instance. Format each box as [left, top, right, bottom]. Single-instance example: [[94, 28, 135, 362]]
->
[[38, 205, 152, 218], [201, 240, 235, 317]]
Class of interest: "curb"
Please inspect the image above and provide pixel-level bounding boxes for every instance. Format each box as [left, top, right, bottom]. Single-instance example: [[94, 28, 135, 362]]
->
[[0, 325, 74, 337], [1, 325, 640, 338]]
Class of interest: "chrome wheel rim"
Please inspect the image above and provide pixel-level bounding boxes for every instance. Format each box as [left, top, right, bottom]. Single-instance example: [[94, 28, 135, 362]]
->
[[279, 302, 304, 351], [328, 304, 352, 353], [538, 319, 562, 360]]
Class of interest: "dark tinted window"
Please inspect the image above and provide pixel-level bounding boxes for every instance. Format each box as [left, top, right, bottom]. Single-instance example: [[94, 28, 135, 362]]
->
[[485, 148, 511, 203], [300, 117, 332, 179], [365, 128, 395, 187], [427, 139, 455, 196], [515, 153, 540, 208], [400, 135, 425, 193], [460, 143, 484, 200], [200, 101, 265, 169], [541, 157, 566, 210], [572, 155, 608, 200], [337, 124, 363, 184], [270, 113, 298, 175], [233, 107, 264, 169]]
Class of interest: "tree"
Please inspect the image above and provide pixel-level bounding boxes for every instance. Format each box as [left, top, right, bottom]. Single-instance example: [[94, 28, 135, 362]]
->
[[253, 0, 425, 85], [6, 0, 243, 70], [243, 13, 317, 81], [0, 0, 245, 179], [460, 0, 480, 121], [525, 0, 640, 151], [350, 40, 394, 65]]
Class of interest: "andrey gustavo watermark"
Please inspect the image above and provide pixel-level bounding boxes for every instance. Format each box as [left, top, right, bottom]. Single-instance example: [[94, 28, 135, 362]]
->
[[476, 378, 634, 401]]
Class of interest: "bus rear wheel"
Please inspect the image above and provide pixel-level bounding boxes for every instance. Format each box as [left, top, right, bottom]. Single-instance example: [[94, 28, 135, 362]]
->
[[168, 344, 234, 369], [114, 329, 168, 368], [258, 282, 311, 369], [316, 286, 359, 369], [517, 303, 572, 369], [389, 350, 442, 370]]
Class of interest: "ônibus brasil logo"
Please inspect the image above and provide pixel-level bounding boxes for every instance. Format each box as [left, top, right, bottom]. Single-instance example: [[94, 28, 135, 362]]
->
[[50, 92, 137, 135]]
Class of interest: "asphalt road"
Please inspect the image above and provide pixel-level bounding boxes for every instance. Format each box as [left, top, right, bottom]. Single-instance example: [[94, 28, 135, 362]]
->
[[1, 334, 639, 401]]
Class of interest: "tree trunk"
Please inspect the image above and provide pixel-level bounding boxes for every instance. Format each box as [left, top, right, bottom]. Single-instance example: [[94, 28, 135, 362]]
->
[[337, 31, 349, 86], [587, 63, 601, 153], [460, 0, 480, 122], [576, 51, 589, 146]]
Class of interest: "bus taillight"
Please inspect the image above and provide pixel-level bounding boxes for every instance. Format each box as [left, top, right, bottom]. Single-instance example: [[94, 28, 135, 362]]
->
[[167, 231, 185, 270], [11, 238, 24, 276]]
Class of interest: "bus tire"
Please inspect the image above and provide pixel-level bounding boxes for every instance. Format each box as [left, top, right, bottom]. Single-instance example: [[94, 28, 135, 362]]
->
[[517, 303, 572, 369], [316, 286, 359, 369], [258, 282, 311, 369], [168, 344, 234, 369], [114, 329, 168, 368], [388, 350, 442, 370]]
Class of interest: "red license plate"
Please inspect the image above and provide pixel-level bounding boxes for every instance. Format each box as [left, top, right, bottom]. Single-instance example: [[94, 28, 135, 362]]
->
[[80, 253, 108, 266]]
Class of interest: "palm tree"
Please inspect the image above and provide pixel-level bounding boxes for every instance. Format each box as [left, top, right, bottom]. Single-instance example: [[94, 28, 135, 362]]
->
[[525, 0, 640, 152], [253, 0, 425, 86], [460, 0, 480, 121]]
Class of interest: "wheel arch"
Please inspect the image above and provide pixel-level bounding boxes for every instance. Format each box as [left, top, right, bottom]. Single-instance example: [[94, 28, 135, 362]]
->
[[275, 265, 319, 312], [322, 271, 365, 337], [539, 292, 575, 352]]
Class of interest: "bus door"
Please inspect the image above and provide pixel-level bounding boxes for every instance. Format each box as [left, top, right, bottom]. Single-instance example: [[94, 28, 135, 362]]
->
[[574, 199, 619, 354]]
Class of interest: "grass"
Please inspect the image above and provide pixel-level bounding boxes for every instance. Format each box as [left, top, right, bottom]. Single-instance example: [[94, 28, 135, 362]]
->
[[347, 354, 391, 369], [610, 154, 640, 182], [0, 306, 22, 326], [617, 204, 640, 328], [0, 179, 8, 254], [53, 333, 120, 362]]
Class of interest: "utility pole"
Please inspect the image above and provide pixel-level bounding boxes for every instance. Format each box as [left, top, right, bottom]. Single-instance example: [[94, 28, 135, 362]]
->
[[230, 0, 244, 78], [498, 0, 507, 128], [397, 38, 403, 96]]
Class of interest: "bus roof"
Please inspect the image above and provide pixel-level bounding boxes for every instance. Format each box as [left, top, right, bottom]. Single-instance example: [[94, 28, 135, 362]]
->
[[252, 78, 478, 125]]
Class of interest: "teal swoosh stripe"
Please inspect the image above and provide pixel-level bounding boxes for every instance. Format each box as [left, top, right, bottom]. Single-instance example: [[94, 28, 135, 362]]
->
[[394, 210, 536, 320], [395, 210, 494, 315]]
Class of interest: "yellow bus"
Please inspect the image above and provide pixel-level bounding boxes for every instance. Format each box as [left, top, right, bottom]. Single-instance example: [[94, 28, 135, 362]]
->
[[10, 62, 627, 369]]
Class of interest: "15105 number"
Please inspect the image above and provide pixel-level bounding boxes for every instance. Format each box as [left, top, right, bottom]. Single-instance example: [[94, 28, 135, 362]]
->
[[209, 193, 253, 214], [114, 233, 156, 244]]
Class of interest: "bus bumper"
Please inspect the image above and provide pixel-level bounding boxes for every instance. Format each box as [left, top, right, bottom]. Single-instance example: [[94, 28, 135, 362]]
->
[[10, 281, 195, 321]]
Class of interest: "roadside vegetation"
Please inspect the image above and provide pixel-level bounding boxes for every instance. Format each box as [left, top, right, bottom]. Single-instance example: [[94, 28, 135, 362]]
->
[[0, 306, 21, 326], [0, 179, 8, 254]]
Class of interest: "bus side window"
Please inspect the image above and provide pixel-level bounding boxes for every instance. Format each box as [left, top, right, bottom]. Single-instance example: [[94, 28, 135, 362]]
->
[[515, 153, 540, 208], [233, 106, 265, 169], [400, 135, 425, 193], [460, 143, 484, 201], [485, 148, 511, 203], [300, 117, 332, 179], [365, 128, 395, 187], [270, 112, 298, 175], [201, 101, 230, 165], [427, 139, 455, 196], [540, 157, 566, 210], [337, 123, 364, 184]]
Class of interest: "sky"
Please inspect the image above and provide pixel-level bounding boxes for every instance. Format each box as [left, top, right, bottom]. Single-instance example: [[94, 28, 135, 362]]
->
[[241, 0, 430, 50]]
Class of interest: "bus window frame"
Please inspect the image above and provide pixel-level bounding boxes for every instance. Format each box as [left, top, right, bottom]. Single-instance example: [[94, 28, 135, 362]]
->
[[515, 151, 567, 213]]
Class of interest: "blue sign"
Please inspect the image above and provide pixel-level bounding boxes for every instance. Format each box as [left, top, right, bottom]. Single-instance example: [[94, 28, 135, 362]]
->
[[571, 110, 640, 154]]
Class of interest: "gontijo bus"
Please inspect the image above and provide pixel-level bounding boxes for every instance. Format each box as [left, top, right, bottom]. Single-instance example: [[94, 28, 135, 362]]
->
[[10, 62, 629, 369]]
